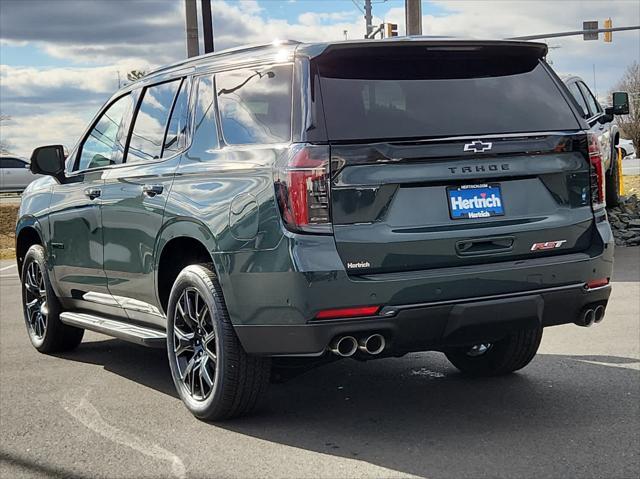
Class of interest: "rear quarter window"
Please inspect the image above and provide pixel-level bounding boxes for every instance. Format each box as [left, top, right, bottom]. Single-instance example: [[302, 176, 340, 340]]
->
[[216, 65, 292, 145]]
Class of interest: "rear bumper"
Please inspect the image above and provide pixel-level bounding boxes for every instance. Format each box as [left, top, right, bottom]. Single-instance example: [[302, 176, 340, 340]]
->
[[223, 212, 614, 356], [235, 282, 611, 356]]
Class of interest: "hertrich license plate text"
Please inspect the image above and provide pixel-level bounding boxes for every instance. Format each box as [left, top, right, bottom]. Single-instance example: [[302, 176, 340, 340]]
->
[[447, 184, 505, 219]]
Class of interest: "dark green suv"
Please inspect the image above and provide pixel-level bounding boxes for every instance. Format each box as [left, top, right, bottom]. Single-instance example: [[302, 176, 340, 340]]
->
[[17, 39, 619, 420]]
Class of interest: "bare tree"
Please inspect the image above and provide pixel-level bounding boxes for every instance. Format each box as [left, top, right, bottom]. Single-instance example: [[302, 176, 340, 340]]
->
[[613, 62, 640, 152]]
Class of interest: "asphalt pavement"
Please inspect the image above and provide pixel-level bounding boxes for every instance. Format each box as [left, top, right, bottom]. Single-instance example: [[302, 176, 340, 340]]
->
[[0, 249, 639, 479], [622, 157, 640, 176]]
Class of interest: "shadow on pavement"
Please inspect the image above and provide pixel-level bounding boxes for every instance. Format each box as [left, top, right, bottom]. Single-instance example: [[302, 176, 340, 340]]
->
[[56, 338, 178, 398], [55, 339, 639, 478], [224, 352, 639, 479], [0, 449, 88, 479]]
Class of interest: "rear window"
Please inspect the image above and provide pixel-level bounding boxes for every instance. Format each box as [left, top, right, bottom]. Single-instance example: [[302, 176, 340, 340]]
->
[[316, 48, 580, 141]]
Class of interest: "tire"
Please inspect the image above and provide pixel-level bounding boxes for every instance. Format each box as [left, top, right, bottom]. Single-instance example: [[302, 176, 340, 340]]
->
[[21, 245, 84, 353], [166, 264, 270, 421], [606, 147, 621, 207], [444, 326, 543, 377]]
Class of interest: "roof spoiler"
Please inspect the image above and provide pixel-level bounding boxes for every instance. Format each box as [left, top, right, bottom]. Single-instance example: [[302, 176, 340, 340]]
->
[[300, 39, 548, 60]]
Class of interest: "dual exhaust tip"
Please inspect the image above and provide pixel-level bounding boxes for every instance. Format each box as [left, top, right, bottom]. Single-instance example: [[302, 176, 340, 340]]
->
[[576, 305, 606, 327], [330, 334, 385, 357]]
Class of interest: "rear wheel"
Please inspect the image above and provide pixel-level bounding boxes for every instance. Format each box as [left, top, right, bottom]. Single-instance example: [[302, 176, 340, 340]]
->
[[606, 146, 621, 207], [444, 326, 543, 376], [166, 264, 270, 421], [21, 245, 84, 353]]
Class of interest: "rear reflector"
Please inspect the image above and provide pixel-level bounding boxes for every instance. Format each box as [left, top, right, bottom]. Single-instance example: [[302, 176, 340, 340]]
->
[[586, 278, 609, 289], [315, 305, 381, 320]]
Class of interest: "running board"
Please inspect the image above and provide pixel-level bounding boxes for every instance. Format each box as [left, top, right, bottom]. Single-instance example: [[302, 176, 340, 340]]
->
[[59, 312, 166, 348]]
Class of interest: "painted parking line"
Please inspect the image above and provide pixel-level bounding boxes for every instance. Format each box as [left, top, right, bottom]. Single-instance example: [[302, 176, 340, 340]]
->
[[0, 264, 16, 272]]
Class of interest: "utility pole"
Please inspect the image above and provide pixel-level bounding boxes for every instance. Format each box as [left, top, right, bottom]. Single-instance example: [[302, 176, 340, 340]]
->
[[185, 0, 199, 58], [364, 0, 373, 38], [405, 0, 422, 36], [201, 0, 214, 54]]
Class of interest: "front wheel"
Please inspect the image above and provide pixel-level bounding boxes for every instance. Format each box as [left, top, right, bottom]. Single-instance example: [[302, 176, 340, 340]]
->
[[21, 245, 84, 353], [166, 264, 270, 421], [444, 326, 543, 377]]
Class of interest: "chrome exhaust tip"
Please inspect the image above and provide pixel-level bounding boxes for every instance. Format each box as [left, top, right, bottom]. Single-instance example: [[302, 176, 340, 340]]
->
[[594, 305, 606, 324], [582, 308, 595, 327], [330, 336, 358, 357], [358, 334, 386, 355]]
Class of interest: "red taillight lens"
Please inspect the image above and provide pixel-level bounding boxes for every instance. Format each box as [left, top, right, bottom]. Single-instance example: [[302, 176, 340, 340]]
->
[[275, 144, 331, 233], [588, 133, 606, 210], [315, 305, 381, 320]]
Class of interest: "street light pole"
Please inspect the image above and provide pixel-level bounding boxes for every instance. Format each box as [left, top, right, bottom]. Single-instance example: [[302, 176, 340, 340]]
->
[[405, 0, 422, 36], [364, 0, 373, 38], [185, 0, 199, 58], [201, 0, 214, 54]]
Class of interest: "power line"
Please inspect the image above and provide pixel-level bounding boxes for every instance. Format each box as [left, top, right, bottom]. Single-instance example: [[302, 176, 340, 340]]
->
[[350, 0, 364, 15]]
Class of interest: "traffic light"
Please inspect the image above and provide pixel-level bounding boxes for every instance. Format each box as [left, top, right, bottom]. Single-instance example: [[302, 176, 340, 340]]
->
[[604, 18, 612, 42], [385, 23, 398, 37]]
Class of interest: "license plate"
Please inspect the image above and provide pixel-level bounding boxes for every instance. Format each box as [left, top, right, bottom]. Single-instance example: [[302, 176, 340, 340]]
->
[[447, 184, 505, 220]]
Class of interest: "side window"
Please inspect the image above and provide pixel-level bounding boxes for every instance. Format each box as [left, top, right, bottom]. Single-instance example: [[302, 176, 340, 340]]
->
[[127, 79, 182, 163], [76, 94, 134, 171], [567, 82, 589, 118], [578, 82, 601, 117], [216, 65, 292, 145], [190, 74, 219, 152], [163, 79, 190, 157]]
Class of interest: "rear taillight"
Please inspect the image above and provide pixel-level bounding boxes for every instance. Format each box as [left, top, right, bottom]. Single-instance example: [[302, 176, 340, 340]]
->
[[588, 133, 606, 210], [274, 144, 332, 233]]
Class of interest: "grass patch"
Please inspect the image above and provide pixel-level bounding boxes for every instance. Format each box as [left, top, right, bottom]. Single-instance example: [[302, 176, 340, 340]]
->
[[0, 205, 18, 260], [624, 175, 640, 197]]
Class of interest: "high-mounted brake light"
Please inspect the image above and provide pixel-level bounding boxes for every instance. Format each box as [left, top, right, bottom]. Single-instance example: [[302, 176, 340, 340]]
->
[[274, 144, 332, 233], [315, 305, 381, 320], [588, 133, 606, 210]]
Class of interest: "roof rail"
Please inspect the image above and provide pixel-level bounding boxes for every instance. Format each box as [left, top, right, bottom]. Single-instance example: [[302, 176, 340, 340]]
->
[[145, 40, 301, 78]]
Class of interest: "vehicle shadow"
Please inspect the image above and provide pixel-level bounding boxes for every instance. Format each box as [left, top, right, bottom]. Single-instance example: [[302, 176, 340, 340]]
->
[[225, 352, 639, 479], [55, 337, 178, 398], [56, 340, 639, 478]]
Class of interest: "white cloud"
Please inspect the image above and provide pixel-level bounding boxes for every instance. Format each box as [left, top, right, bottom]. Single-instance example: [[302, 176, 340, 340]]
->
[[1, 112, 90, 158]]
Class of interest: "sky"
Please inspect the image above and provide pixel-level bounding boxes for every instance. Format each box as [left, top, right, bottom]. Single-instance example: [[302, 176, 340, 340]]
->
[[1, 0, 639, 157]]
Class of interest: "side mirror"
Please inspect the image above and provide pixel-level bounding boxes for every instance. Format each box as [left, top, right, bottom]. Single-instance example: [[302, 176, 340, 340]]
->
[[600, 108, 614, 124], [612, 91, 630, 115], [30, 145, 66, 182]]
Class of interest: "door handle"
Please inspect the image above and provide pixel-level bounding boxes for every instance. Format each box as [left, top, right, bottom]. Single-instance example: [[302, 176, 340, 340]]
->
[[84, 188, 101, 200], [142, 184, 164, 197], [456, 236, 514, 256]]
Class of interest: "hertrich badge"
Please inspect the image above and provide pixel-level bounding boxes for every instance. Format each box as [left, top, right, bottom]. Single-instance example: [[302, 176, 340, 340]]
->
[[347, 261, 371, 269]]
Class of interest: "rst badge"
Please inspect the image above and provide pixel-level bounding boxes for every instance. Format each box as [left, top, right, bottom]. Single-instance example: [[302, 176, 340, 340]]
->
[[530, 240, 567, 251]]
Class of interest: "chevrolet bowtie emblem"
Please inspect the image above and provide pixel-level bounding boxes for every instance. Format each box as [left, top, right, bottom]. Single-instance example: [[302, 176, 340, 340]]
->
[[464, 141, 493, 153]]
